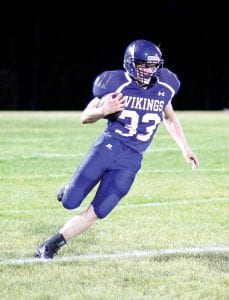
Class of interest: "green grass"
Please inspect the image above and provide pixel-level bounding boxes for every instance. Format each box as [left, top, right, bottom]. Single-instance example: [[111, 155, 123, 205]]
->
[[0, 111, 228, 299]]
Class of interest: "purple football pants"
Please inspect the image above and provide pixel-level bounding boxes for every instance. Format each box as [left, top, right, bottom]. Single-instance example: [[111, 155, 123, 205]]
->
[[61, 133, 143, 218]]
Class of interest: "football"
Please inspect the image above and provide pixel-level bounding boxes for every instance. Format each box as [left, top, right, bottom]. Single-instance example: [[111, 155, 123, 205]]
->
[[98, 93, 122, 120], [104, 111, 121, 120]]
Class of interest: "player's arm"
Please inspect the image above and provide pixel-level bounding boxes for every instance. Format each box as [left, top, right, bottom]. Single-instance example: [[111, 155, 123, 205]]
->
[[163, 102, 199, 171], [81, 93, 124, 124]]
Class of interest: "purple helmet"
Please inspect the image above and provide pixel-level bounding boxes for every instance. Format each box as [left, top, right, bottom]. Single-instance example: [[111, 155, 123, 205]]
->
[[123, 39, 164, 85]]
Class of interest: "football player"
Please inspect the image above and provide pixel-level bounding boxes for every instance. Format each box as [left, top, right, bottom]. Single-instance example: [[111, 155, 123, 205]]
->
[[35, 39, 199, 259]]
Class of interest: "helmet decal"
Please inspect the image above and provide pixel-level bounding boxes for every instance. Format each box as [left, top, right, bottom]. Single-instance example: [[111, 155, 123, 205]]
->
[[129, 44, 136, 58], [147, 56, 160, 62]]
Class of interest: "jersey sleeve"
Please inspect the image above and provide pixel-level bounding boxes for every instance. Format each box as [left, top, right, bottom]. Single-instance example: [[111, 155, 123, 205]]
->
[[158, 68, 181, 96], [92, 70, 127, 98]]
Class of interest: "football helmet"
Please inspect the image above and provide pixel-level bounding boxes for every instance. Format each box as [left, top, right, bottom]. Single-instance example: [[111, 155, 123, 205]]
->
[[123, 39, 164, 85]]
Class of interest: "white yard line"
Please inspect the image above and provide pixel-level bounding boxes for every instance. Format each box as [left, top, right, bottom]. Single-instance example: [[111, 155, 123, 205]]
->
[[139, 168, 227, 173], [0, 173, 71, 179], [118, 197, 229, 209], [0, 153, 83, 160], [0, 168, 227, 180], [0, 247, 228, 266], [1, 197, 228, 214]]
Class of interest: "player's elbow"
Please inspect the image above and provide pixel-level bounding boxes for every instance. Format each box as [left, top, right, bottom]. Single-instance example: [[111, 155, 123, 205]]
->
[[80, 111, 89, 123], [80, 114, 86, 124], [81, 116, 91, 124], [81, 114, 96, 124]]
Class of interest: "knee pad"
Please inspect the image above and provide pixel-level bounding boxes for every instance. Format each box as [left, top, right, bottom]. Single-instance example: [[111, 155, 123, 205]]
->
[[62, 187, 85, 210], [93, 193, 120, 219]]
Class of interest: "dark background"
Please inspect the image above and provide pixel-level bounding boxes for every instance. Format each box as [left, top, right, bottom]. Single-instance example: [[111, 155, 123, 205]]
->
[[0, 1, 228, 110]]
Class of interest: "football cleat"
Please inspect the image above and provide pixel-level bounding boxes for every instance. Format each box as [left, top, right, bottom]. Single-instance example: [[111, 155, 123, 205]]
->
[[57, 186, 67, 202], [35, 234, 66, 259], [35, 242, 60, 259]]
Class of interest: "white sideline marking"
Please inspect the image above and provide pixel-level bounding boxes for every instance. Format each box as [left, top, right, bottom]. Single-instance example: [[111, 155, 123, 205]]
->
[[0, 173, 70, 180], [0, 153, 83, 160], [119, 197, 229, 209], [139, 168, 227, 173], [0, 247, 228, 266], [0, 168, 227, 180], [1, 197, 228, 214], [147, 146, 228, 152]]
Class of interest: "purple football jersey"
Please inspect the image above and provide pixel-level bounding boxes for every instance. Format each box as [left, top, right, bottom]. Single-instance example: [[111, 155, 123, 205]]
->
[[93, 68, 180, 154]]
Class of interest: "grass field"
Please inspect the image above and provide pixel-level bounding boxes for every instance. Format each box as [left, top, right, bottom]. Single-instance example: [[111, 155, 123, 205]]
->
[[0, 111, 228, 299]]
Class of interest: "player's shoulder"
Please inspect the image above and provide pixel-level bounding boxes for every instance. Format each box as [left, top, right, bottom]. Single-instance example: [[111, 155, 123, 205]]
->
[[93, 70, 127, 97], [157, 67, 180, 91], [94, 70, 126, 85]]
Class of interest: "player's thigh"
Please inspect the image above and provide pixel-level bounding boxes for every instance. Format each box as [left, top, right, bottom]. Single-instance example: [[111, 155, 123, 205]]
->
[[99, 168, 137, 196], [92, 168, 137, 218], [62, 154, 107, 209]]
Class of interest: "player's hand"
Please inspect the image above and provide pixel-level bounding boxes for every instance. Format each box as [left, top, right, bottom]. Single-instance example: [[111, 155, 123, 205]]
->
[[100, 93, 125, 116], [183, 149, 199, 172]]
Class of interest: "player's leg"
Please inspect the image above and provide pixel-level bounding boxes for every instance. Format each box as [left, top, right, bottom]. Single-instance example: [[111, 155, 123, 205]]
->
[[58, 147, 142, 246], [35, 204, 97, 259], [59, 147, 108, 210], [35, 164, 104, 259], [59, 204, 97, 240], [35, 154, 107, 259], [91, 145, 142, 218], [60, 167, 139, 239], [56, 133, 121, 207], [34, 168, 135, 259], [35, 136, 141, 259], [35, 135, 116, 259], [92, 168, 138, 218], [55, 167, 138, 245]]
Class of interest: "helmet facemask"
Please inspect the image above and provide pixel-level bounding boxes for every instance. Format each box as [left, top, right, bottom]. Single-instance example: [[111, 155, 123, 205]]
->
[[123, 39, 164, 87], [134, 60, 161, 85]]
